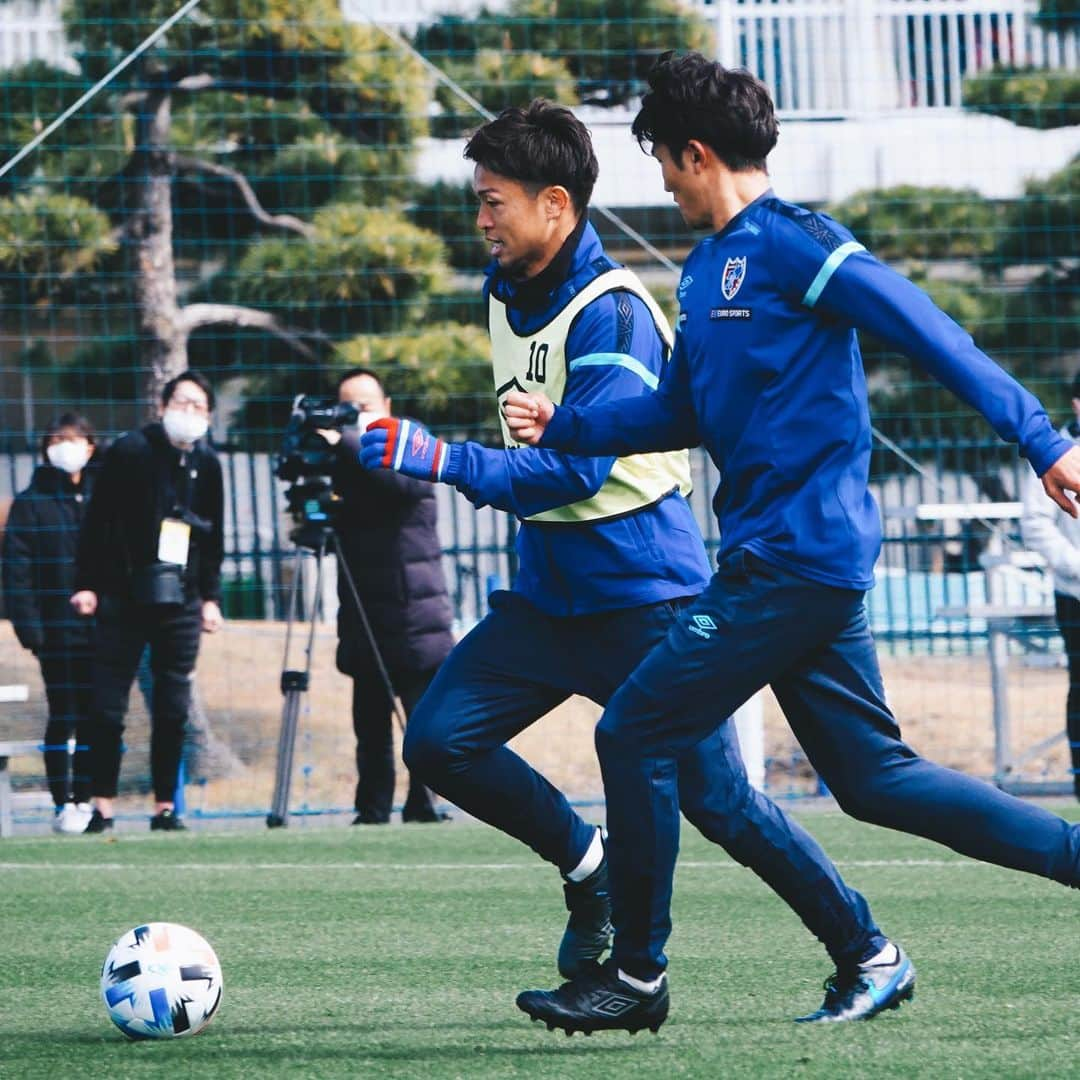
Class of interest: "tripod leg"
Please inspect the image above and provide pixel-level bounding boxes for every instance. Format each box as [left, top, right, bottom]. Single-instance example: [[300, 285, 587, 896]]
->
[[267, 545, 315, 828], [267, 686, 304, 827], [329, 531, 408, 732]]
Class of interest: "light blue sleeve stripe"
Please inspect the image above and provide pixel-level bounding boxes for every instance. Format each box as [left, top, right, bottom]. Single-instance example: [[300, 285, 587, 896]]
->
[[801, 240, 865, 308], [568, 352, 659, 391], [393, 419, 410, 471]]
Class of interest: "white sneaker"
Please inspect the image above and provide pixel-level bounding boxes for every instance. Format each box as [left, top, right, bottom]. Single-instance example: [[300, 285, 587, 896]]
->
[[51, 805, 68, 834], [60, 802, 93, 835]]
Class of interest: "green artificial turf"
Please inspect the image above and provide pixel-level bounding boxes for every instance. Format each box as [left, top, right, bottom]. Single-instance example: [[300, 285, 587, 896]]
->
[[1, 808, 1077, 1079]]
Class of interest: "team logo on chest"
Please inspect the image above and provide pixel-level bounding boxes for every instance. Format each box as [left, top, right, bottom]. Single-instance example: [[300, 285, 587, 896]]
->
[[721, 256, 747, 301]]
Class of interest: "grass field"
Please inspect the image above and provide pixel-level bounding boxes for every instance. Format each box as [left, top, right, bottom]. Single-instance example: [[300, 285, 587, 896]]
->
[[2, 808, 1078, 1079]]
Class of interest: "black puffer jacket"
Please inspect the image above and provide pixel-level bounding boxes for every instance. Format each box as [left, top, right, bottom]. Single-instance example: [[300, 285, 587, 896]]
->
[[2, 463, 96, 653], [74, 422, 224, 603], [332, 440, 454, 677]]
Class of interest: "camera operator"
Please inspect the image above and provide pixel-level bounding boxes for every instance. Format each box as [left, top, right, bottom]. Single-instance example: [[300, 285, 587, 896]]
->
[[319, 369, 453, 825], [70, 370, 225, 833]]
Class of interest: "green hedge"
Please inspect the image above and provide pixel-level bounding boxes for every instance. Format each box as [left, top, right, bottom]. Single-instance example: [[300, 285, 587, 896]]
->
[[963, 67, 1080, 129], [829, 185, 1002, 262]]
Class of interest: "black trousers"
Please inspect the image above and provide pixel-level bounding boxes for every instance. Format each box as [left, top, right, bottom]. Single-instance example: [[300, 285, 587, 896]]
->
[[1054, 592, 1080, 798], [352, 665, 439, 821], [87, 597, 203, 802], [38, 649, 94, 806]]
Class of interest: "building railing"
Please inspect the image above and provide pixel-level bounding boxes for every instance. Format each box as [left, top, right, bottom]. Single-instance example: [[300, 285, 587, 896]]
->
[[2, 0, 1075, 118], [707, 0, 1078, 116], [0, 0, 76, 74]]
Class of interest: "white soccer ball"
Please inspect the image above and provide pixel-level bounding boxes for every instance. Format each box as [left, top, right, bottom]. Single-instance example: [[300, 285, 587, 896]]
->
[[100, 922, 223, 1039]]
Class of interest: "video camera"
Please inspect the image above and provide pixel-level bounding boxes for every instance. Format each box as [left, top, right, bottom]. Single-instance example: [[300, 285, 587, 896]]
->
[[275, 394, 359, 542], [275, 395, 359, 482]]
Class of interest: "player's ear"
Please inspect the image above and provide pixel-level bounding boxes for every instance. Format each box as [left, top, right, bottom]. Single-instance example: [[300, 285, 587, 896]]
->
[[686, 140, 708, 169], [546, 185, 571, 219]]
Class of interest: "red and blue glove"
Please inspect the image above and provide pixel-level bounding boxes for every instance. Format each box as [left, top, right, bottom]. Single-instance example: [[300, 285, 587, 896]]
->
[[359, 417, 450, 482]]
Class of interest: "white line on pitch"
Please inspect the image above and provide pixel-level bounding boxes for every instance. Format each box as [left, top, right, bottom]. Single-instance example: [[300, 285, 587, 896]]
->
[[0, 858, 986, 872]]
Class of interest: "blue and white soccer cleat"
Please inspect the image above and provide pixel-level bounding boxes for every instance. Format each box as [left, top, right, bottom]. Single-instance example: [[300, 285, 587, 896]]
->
[[794, 942, 915, 1023]]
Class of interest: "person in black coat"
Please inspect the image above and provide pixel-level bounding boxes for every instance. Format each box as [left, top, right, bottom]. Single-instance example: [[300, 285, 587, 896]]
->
[[2, 413, 98, 833], [70, 371, 225, 833], [325, 369, 454, 824]]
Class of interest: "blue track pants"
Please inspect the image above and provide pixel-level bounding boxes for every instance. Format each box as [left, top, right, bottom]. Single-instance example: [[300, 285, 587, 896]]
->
[[405, 589, 884, 970], [597, 551, 1080, 978]]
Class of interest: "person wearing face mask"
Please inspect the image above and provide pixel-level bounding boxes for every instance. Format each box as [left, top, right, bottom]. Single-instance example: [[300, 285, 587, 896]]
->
[[2, 413, 98, 834], [70, 371, 225, 833], [318, 368, 454, 825]]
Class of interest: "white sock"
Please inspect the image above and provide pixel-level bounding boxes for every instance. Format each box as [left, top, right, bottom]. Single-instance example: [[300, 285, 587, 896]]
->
[[565, 827, 604, 883], [618, 969, 665, 995], [863, 942, 899, 968]]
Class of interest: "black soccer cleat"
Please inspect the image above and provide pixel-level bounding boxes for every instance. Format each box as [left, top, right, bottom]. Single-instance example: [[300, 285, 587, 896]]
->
[[558, 852, 613, 978], [83, 809, 114, 834], [149, 808, 187, 832], [794, 943, 916, 1023], [517, 959, 669, 1036]]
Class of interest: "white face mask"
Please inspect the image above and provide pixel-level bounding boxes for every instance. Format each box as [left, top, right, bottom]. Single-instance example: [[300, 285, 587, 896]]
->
[[46, 439, 91, 475], [162, 409, 210, 447]]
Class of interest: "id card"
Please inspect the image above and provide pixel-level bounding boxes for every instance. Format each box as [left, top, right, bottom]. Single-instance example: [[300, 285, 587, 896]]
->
[[158, 518, 191, 565]]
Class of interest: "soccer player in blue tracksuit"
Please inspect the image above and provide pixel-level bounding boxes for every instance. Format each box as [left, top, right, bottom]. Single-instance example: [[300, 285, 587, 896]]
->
[[504, 54, 1080, 1034], [360, 101, 907, 1024]]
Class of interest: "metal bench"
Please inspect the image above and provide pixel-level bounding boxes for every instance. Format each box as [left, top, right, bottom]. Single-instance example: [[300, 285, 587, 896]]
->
[[0, 684, 36, 837], [908, 506, 1071, 793], [0, 736, 40, 838]]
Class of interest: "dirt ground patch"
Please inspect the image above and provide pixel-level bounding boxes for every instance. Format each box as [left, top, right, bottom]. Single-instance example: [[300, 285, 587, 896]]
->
[[0, 620, 1072, 815]]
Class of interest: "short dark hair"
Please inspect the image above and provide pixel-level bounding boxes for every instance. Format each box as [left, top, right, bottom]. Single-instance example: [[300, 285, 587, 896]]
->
[[632, 51, 779, 172], [1070, 370, 1080, 400], [464, 99, 599, 214], [335, 367, 386, 397], [161, 369, 215, 412], [40, 411, 95, 460]]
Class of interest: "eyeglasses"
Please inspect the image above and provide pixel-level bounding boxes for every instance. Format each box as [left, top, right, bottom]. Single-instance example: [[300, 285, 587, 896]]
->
[[169, 394, 210, 414]]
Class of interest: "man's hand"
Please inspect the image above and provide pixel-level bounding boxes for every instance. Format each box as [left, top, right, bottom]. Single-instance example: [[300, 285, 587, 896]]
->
[[70, 590, 97, 616], [201, 599, 224, 634], [503, 391, 555, 445], [359, 417, 449, 482], [1042, 445, 1080, 518]]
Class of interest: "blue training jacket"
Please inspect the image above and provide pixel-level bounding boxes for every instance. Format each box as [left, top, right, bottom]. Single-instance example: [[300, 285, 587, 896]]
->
[[541, 192, 1072, 592], [441, 222, 710, 615]]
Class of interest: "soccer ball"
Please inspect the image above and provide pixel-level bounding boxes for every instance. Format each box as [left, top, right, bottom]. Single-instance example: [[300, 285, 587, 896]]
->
[[100, 922, 223, 1039]]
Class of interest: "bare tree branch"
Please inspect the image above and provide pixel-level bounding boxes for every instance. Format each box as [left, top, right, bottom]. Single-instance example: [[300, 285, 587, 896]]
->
[[121, 74, 219, 108], [177, 303, 319, 360], [174, 73, 218, 93], [174, 154, 316, 239]]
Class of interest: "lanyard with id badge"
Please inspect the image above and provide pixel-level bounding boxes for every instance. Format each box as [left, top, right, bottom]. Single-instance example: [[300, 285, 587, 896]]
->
[[159, 516, 191, 567], [131, 456, 199, 606]]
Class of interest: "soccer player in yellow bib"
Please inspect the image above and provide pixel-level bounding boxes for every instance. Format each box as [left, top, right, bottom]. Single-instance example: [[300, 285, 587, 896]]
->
[[359, 101, 906, 1027]]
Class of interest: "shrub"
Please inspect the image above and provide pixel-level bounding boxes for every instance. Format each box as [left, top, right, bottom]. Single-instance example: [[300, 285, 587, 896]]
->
[[829, 186, 1002, 262], [963, 67, 1080, 129]]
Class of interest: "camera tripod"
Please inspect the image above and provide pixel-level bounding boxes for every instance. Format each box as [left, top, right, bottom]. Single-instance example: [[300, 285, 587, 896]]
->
[[267, 521, 405, 828]]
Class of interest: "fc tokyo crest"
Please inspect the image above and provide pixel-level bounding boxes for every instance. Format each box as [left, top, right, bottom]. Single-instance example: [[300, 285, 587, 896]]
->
[[721, 256, 747, 301]]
